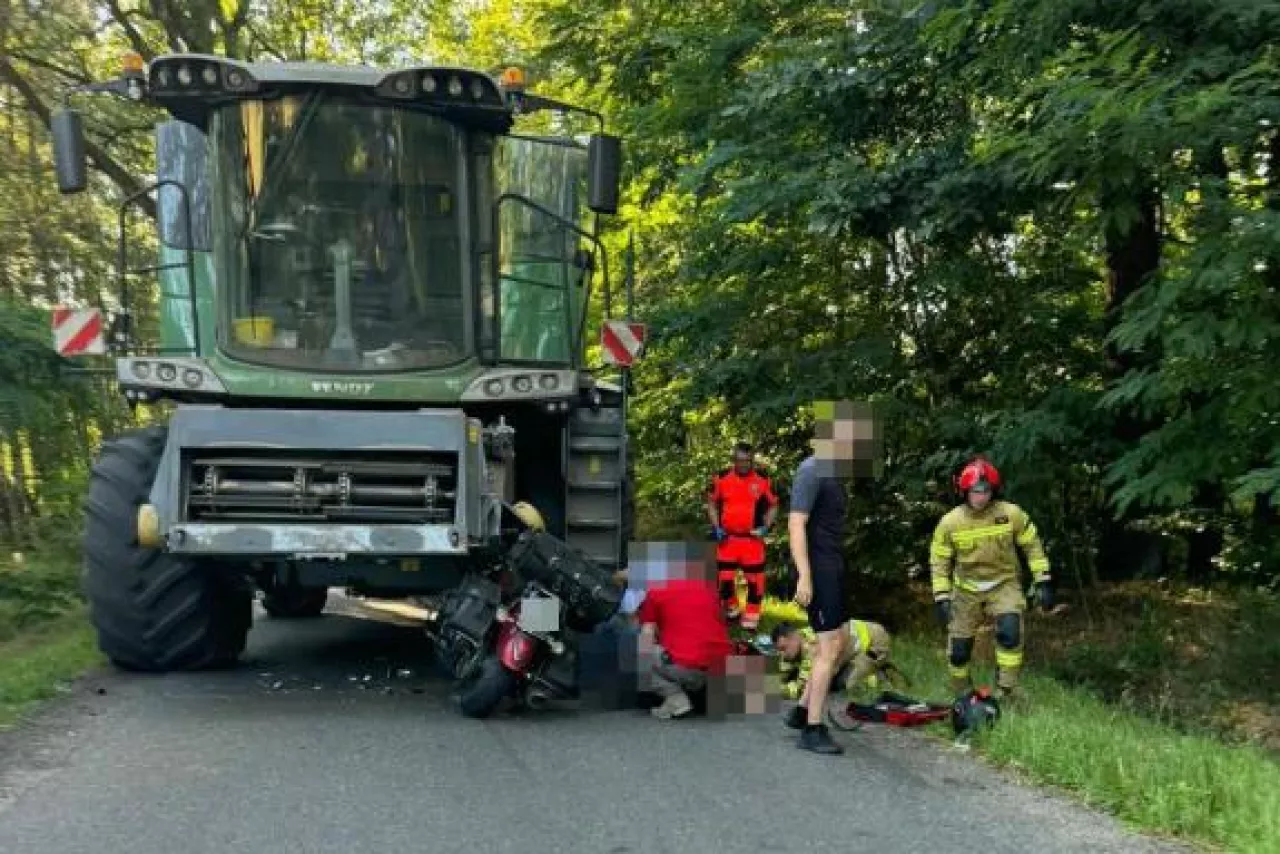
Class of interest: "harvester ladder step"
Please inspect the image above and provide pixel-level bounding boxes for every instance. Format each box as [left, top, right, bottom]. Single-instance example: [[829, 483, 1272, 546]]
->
[[565, 402, 627, 573]]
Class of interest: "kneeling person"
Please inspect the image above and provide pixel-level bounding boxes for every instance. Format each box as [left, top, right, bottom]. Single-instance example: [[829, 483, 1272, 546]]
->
[[772, 619, 895, 727], [634, 555, 734, 720]]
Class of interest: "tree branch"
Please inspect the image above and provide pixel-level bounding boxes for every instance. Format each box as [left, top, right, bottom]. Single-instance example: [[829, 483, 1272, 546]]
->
[[105, 1, 156, 61], [246, 23, 290, 61], [7, 51, 92, 85], [0, 56, 155, 220]]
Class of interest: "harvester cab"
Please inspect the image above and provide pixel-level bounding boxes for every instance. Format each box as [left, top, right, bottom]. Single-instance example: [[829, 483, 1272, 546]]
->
[[49, 53, 639, 712]]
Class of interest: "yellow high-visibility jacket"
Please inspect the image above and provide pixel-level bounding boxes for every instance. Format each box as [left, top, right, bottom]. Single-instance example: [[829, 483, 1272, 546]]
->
[[777, 620, 881, 700], [929, 499, 1050, 600]]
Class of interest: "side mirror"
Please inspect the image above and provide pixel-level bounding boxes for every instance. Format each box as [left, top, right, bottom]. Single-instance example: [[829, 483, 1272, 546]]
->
[[51, 108, 88, 194], [155, 120, 213, 252], [587, 133, 622, 215]]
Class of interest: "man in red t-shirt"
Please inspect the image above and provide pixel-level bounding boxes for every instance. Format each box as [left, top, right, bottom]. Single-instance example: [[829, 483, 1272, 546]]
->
[[635, 552, 734, 720], [706, 442, 780, 629]]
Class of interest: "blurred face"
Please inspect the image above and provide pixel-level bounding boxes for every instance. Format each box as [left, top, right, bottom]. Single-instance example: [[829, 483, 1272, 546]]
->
[[810, 400, 882, 478], [733, 449, 754, 476], [776, 631, 805, 661], [967, 484, 992, 510]]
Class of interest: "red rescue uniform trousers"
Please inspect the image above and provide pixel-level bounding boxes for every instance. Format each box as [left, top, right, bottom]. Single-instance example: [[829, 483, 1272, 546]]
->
[[718, 534, 766, 626]]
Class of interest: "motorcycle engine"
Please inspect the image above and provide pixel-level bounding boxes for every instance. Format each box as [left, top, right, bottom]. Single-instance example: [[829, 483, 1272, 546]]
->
[[432, 576, 501, 679]]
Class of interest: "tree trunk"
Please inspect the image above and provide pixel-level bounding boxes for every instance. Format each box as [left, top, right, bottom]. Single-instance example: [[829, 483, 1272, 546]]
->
[[1096, 179, 1165, 581], [1184, 484, 1225, 584]]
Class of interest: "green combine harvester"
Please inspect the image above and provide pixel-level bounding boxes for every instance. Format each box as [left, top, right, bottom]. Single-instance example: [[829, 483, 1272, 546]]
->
[[50, 53, 640, 717]]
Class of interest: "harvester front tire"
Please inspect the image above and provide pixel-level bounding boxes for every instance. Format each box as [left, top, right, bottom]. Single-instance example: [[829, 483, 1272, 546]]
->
[[82, 426, 252, 673]]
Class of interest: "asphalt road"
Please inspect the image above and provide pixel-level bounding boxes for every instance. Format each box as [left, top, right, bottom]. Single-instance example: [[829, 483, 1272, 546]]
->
[[0, 594, 1188, 854]]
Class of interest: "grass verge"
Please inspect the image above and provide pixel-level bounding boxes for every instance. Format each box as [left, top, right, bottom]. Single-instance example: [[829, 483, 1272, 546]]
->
[[0, 553, 104, 730], [759, 598, 1280, 854], [0, 607, 103, 729]]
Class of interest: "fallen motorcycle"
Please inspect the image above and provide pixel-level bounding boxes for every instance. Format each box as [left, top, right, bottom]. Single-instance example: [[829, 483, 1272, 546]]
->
[[427, 528, 624, 719]]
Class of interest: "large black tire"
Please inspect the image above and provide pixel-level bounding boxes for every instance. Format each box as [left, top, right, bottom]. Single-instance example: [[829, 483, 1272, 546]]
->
[[456, 655, 517, 719], [261, 586, 328, 619], [82, 425, 253, 672]]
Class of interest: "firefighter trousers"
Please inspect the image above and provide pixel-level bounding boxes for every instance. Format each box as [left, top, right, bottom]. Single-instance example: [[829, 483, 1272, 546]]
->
[[947, 580, 1025, 694]]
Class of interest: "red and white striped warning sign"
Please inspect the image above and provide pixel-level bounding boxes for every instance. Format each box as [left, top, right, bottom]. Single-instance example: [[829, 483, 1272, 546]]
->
[[601, 319, 647, 367], [51, 307, 107, 357]]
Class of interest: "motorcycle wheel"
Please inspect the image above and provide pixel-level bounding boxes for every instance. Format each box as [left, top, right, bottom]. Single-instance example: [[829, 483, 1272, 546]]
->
[[456, 655, 517, 719]]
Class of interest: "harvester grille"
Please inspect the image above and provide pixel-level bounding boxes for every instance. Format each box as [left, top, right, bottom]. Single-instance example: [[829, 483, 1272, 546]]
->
[[182, 450, 459, 525]]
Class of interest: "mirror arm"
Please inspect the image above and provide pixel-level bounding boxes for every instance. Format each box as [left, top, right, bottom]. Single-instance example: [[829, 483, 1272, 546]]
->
[[61, 73, 146, 106], [509, 91, 605, 135]]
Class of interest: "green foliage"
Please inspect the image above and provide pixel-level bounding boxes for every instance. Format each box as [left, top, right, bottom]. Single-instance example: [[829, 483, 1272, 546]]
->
[[0, 554, 85, 643], [536, 0, 1280, 588]]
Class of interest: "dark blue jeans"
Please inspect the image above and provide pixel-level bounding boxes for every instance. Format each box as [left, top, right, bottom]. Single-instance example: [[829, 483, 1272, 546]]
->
[[576, 614, 644, 709]]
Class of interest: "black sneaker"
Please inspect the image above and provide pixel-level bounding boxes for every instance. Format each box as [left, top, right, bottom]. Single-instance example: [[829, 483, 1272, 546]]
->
[[784, 704, 807, 730], [799, 724, 844, 755]]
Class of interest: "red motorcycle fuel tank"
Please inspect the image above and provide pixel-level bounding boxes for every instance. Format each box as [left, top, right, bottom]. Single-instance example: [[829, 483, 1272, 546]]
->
[[496, 619, 540, 674]]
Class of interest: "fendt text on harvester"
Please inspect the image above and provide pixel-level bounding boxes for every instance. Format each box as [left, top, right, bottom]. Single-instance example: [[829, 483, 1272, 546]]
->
[[50, 52, 644, 718]]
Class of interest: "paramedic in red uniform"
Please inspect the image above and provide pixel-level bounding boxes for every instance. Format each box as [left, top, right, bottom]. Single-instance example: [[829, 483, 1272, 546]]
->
[[706, 442, 780, 629]]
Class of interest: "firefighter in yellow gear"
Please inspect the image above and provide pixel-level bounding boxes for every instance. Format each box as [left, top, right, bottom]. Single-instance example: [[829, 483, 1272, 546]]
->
[[929, 457, 1053, 700], [771, 619, 900, 724]]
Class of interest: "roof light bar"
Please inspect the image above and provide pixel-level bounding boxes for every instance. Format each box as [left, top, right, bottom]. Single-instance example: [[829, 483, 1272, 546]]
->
[[375, 67, 505, 109], [147, 55, 260, 97]]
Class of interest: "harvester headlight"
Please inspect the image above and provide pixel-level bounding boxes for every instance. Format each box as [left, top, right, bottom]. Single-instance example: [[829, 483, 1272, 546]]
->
[[155, 69, 171, 88], [512, 375, 533, 393], [226, 69, 247, 89], [393, 75, 412, 95], [539, 373, 559, 391], [201, 65, 218, 86], [117, 357, 228, 394], [422, 74, 438, 94], [484, 379, 504, 397], [177, 65, 192, 86], [448, 75, 463, 96], [469, 78, 485, 100]]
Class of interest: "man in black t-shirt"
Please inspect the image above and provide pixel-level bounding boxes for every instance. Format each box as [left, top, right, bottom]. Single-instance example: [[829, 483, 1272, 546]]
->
[[785, 400, 881, 755]]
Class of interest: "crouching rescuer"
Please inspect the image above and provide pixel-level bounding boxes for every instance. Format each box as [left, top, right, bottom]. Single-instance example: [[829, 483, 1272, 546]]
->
[[929, 457, 1053, 702], [772, 618, 898, 721]]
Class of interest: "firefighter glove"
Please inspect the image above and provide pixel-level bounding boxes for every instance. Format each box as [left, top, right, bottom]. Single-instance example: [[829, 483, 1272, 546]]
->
[[934, 597, 952, 628], [1036, 580, 1055, 611]]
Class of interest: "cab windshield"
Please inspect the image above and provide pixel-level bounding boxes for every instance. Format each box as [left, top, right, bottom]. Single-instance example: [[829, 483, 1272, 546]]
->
[[209, 94, 469, 371]]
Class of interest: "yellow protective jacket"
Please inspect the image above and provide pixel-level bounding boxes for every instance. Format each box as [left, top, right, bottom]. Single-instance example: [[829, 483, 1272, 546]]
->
[[777, 620, 880, 700], [929, 499, 1050, 600]]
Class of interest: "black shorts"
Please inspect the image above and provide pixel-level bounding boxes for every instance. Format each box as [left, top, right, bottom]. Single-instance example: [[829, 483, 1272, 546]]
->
[[806, 568, 845, 633]]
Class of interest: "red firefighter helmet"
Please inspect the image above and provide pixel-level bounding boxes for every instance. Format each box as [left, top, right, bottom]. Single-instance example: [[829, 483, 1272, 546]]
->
[[954, 457, 1002, 497]]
